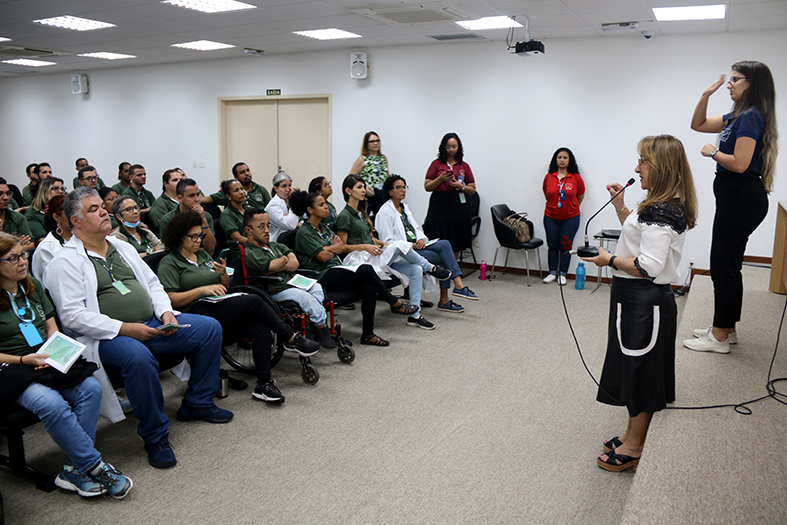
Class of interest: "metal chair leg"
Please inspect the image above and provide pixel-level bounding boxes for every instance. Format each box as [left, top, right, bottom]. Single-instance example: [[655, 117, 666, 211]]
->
[[503, 249, 510, 275], [524, 250, 531, 286], [491, 246, 501, 278]]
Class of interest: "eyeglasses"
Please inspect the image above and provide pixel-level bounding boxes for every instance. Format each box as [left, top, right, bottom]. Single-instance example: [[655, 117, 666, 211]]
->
[[0, 251, 29, 264], [368, 139, 381, 144], [322, 182, 332, 188], [51, 185, 66, 193], [728, 76, 748, 85], [187, 232, 207, 242], [81, 176, 98, 182], [637, 157, 648, 166], [122, 205, 140, 214], [255, 223, 271, 231], [393, 185, 408, 191], [0, 191, 13, 198]]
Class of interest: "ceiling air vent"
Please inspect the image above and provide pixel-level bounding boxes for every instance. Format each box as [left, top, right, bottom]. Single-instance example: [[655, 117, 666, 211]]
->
[[1, 69, 39, 75], [428, 33, 485, 41], [0, 45, 70, 58], [348, 2, 473, 25]]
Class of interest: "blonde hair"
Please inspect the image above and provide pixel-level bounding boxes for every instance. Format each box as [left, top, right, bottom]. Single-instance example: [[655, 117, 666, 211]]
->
[[31, 177, 63, 212], [637, 135, 697, 230]]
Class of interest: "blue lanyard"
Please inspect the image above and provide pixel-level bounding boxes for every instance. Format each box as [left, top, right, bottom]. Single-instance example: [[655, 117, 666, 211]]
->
[[6, 284, 35, 324]]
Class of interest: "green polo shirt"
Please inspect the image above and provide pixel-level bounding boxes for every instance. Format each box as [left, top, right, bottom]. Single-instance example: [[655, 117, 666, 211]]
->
[[72, 176, 107, 190], [220, 205, 245, 259], [158, 208, 214, 239], [121, 186, 156, 209], [294, 222, 341, 280], [210, 181, 271, 210], [22, 183, 36, 206], [157, 250, 220, 312], [1, 209, 33, 238], [89, 244, 154, 323], [24, 208, 47, 243], [111, 182, 131, 195], [148, 194, 179, 233], [336, 205, 375, 245], [245, 242, 295, 295], [0, 278, 54, 355], [10, 198, 19, 211]]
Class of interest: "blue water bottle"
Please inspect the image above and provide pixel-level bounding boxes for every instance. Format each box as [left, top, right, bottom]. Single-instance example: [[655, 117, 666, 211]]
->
[[575, 262, 586, 290]]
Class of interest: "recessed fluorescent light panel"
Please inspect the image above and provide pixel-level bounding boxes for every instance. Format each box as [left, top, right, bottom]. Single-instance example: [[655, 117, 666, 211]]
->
[[161, 0, 256, 14], [293, 29, 361, 40], [455, 16, 522, 31], [653, 5, 726, 21], [172, 40, 234, 51], [78, 52, 136, 60], [33, 15, 115, 31], [2, 58, 56, 67], [0, 37, 10, 42]]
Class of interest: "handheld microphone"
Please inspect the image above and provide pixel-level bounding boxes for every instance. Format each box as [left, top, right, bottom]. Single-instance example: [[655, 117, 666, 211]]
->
[[576, 178, 636, 258]]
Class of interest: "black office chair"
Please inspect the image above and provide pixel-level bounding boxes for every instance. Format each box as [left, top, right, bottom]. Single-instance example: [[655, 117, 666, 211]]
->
[[490, 204, 544, 286], [0, 408, 56, 492]]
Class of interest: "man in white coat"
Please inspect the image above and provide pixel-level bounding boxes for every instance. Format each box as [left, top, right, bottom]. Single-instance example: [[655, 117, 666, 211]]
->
[[44, 186, 232, 469]]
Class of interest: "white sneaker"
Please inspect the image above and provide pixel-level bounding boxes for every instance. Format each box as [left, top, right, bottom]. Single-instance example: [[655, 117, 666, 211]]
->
[[692, 327, 737, 344], [683, 330, 730, 354], [558, 275, 567, 286], [543, 274, 557, 284]]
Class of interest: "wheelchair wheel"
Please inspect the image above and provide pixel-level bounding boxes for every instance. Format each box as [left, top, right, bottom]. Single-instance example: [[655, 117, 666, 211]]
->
[[220, 285, 285, 372], [337, 342, 355, 364], [302, 364, 319, 385]]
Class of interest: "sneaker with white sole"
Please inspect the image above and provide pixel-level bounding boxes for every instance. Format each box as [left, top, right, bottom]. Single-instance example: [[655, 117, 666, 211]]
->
[[283, 333, 320, 356], [692, 327, 737, 344], [407, 316, 435, 330], [252, 380, 285, 404], [86, 461, 132, 500], [558, 275, 567, 286], [55, 465, 103, 497], [452, 287, 479, 300], [427, 265, 451, 281], [683, 330, 730, 354], [543, 274, 557, 284]]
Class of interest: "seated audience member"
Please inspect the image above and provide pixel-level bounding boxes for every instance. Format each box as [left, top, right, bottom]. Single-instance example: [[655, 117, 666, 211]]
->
[[112, 162, 132, 195], [76, 165, 100, 190], [290, 190, 420, 347], [157, 211, 319, 404], [158, 178, 216, 255], [243, 208, 335, 349], [265, 170, 301, 242], [376, 175, 477, 313], [109, 197, 163, 257], [44, 187, 233, 469], [25, 177, 65, 244], [308, 176, 337, 229], [338, 175, 450, 330], [99, 187, 120, 229], [22, 163, 39, 206], [121, 164, 155, 212], [0, 178, 34, 250], [148, 169, 184, 233], [201, 162, 271, 210], [0, 232, 132, 499], [31, 195, 69, 280], [219, 179, 247, 261]]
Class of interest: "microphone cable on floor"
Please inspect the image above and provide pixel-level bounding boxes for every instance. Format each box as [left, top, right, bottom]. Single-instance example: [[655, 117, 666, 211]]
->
[[556, 249, 787, 415]]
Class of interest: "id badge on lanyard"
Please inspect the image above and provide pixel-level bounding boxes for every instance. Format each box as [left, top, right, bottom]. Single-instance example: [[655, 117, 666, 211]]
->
[[8, 287, 43, 346]]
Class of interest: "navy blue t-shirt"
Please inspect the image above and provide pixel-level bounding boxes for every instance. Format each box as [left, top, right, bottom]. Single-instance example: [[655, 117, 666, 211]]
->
[[718, 108, 764, 174]]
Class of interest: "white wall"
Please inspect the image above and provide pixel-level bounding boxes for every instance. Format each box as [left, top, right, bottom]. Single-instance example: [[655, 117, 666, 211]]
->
[[1, 29, 785, 282]]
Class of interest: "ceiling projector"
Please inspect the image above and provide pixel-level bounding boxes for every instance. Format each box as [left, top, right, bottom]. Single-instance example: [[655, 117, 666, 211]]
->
[[514, 40, 545, 56]]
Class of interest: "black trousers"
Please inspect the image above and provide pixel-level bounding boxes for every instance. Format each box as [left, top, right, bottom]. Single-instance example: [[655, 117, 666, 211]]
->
[[320, 264, 398, 337], [190, 294, 293, 383], [710, 171, 768, 328]]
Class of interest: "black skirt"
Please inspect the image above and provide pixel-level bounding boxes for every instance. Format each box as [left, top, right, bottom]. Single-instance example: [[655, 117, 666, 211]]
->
[[423, 190, 473, 252], [597, 277, 676, 417]]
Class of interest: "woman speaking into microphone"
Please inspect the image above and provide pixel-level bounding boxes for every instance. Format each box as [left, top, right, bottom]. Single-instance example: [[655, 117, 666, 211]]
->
[[582, 135, 697, 473]]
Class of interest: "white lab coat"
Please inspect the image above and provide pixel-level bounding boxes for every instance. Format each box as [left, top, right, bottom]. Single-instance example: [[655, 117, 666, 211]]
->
[[43, 235, 184, 423], [265, 194, 300, 242]]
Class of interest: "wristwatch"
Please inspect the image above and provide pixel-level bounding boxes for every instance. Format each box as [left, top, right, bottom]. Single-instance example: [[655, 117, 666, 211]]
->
[[710, 148, 718, 157], [609, 255, 619, 271]]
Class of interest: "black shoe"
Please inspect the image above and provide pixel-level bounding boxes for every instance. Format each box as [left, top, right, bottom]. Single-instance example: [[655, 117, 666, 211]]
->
[[427, 265, 451, 281], [407, 316, 435, 330], [252, 380, 285, 404], [283, 333, 320, 356], [420, 299, 434, 309], [144, 438, 177, 469], [315, 325, 337, 349]]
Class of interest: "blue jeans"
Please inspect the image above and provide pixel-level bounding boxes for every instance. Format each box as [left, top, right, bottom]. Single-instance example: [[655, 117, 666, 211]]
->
[[417, 239, 461, 290], [388, 246, 431, 317], [272, 284, 327, 326], [98, 313, 223, 445], [543, 215, 580, 276], [15, 377, 102, 474]]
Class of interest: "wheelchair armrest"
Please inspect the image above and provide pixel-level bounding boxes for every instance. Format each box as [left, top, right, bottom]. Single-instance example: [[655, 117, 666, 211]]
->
[[245, 275, 284, 286], [226, 240, 240, 248]]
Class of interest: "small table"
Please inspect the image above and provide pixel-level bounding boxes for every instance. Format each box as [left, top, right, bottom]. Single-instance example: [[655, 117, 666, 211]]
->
[[591, 229, 621, 294]]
